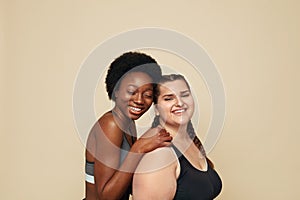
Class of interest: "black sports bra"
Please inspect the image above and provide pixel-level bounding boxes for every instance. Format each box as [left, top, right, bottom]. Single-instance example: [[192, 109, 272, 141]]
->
[[172, 145, 222, 200]]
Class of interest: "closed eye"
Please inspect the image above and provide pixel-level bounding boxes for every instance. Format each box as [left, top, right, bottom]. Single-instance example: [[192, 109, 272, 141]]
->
[[127, 90, 135, 95], [163, 94, 175, 101], [164, 97, 173, 101], [143, 92, 153, 98], [181, 90, 190, 97]]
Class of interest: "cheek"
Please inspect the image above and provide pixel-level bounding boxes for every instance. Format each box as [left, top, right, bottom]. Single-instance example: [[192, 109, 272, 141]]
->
[[190, 100, 195, 110], [186, 97, 194, 107], [115, 89, 124, 99], [144, 98, 153, 108], [188, 99, 195, 115], [157, 104, 169, 117], [118, 92, 132, 102]]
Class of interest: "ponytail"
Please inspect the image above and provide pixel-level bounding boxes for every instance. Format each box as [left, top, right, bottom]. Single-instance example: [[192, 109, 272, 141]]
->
[[187, 120, 214, 169], [151, 115, 160, 128]]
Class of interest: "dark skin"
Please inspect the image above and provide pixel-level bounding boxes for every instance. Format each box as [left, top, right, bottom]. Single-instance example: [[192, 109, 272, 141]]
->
[[85, 113, 171, 200], [85, 72, 172, 200]]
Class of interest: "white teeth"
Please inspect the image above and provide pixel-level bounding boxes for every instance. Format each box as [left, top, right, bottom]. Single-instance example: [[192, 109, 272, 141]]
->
[[173, 109, 185, 114], [130, 107, 142, 112]]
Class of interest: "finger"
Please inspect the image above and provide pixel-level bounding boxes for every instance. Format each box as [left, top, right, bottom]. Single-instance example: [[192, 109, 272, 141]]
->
[[160, 136, 173, 142], [158, 129, 170, 137], [158, 128, 167, 134], [157, 125, 168, 133], [141, 127, 160, 138]]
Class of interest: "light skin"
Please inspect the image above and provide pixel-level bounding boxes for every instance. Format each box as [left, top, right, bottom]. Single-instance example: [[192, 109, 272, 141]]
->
[[133, 79, 207, 200], [85, 71, 172, 200]]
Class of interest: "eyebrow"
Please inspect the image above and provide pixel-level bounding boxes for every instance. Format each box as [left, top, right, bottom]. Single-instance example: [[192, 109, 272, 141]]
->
[[127, 84, 153, 91], [162, 94, 175, 98], [127, 84, 138, 89], [181, 90, 190, 94], [162, 89, 190, 96]]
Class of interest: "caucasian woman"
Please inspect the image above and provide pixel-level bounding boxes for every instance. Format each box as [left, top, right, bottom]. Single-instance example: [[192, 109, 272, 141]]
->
[[133, 74, 222, 200]]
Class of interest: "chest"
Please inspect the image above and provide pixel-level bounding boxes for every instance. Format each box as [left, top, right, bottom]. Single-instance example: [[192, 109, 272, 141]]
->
[[175, 157, 222, 200], [172, 145, 222, 200]]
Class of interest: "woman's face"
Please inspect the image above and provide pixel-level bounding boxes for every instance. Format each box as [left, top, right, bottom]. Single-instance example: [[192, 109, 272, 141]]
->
[[156, 79, 194, 127], [114, 71, 154, 120]]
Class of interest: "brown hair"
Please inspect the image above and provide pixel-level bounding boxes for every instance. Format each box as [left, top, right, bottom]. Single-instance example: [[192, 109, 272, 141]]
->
[[151, 74, 214, 168]]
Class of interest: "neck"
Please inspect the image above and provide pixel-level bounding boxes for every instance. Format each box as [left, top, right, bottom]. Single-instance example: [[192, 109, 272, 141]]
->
[[159, 120, 195, 151], [112, 106, 134, 131], [160, 122, 190, 142]]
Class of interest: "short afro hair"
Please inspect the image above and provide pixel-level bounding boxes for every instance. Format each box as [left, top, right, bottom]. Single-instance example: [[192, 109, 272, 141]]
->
[[105, 52, 162, 101]]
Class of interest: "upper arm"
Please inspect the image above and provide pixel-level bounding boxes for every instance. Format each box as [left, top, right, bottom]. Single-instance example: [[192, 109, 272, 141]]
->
[[92, 115, 124, 191], [132, 148, 178, 200], [94, 116, 123, 165]]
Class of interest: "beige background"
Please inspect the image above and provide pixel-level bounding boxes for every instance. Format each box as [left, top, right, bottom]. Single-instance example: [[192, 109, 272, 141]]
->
[[1, 0, 299, 199]]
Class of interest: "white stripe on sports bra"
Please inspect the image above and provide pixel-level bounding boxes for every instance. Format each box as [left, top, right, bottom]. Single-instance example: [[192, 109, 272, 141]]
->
[[85, 173, 95, 184]]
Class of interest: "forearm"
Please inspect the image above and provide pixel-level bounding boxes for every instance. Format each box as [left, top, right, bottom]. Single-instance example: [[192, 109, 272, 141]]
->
[[98, 172, 132, 200], [97, 150, 144, 199]]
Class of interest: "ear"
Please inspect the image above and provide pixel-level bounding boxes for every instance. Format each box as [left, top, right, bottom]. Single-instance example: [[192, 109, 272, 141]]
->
[[114, 89, 119, 98]]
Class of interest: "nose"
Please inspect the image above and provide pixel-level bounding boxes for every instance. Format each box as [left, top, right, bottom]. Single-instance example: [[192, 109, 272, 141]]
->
[[133, 93, 144, 105], [175, 96, 184, 107]]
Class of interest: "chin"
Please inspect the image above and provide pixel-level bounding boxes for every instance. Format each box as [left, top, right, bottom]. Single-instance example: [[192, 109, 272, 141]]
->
[[129, 113, 143, 120], [175, 119, 190, 126], [131, 116, 140, 120]]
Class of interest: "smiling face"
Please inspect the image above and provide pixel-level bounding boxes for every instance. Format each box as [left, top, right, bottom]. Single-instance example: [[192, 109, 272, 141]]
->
[[114, 71, 154, 120], [156, 79, 194, 129]]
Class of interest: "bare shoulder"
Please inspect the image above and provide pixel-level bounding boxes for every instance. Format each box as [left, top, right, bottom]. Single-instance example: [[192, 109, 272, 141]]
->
[[91, 112, 123, 146], [133, 146, 178, 200], [98, 111, 120, 132], [135, 146, 178, 174]]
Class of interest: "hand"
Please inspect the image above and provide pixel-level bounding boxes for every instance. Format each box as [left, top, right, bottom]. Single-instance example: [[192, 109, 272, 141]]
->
[[131, 126, 172, 154]]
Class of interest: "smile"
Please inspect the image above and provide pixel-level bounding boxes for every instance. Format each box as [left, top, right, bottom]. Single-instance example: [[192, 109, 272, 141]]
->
[[172, 108, 186, 114], [129, 106, 143, 113]]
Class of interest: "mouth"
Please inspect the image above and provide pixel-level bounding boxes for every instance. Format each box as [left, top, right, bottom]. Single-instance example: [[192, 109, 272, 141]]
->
[[172, 108, 187, 115], [128, 106, 144, 115]]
